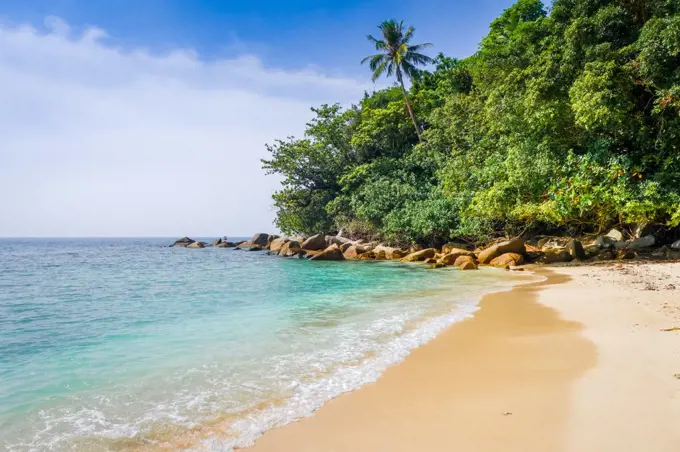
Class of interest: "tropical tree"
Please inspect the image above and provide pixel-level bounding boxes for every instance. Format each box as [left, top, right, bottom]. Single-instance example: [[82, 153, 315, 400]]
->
[[361, 20, 433, 141]]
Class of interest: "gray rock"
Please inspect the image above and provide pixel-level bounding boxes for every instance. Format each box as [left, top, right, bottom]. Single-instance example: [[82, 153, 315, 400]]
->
[[626, 235, 655, 250], [251, 233, 270, 247], [171, 237, 195, 247], [671, 240, 680, 251], [606, 228, 624, 241], [565, 239, 586, 260], [595, 235, 616, 249]]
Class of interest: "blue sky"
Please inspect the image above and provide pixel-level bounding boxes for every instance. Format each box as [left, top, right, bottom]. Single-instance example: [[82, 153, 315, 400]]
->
[[1, 0, 516, 74], [0, 0, 518, 237]]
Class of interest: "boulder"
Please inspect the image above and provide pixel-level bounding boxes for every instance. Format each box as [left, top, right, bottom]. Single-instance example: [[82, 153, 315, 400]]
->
[[301, 234, 327, 251], [236, 242, 263, 251], [477, 238, 526, 264], [606, 228, 624, 241], [595, 250, 617, 261], [215, 241, 236, 248], [269, 237, 290, 254], [340, 242, 353, 253], [186, 241, 205, 249], [594, 235, 617, 250], [359, 251, 377, 260], [343, 245, 366, 259], [171, 237, 195, 247], [375, 250, 388, 260], [326, 235, 350, 247], [565, 239, 586, 260], [454, 255, 477, 269], [429, 262, 446, 269], [626, 235, 655, 250], [410, 244, 424, 253], [438, 249, 475, 265], [423, 257, 436, 264], [652, 246, 670, 259], [211, 238, 224, 246], [400, 248, 437, 263], [618, 250, 637, 260], [373, 245, 407, 259], [279, 240, 302, 257], [251, 233, 270, 247], [536, 250, 572, 264], [442, 242, 472, 254], [490, 253, 524, 267], [671, 240, 680, 251], [310, 244, 345, 261], [459, 260, 478, 270]]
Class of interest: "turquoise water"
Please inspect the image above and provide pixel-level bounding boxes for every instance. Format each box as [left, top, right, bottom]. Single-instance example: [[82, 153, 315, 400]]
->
[[0, 238, 519, 451]]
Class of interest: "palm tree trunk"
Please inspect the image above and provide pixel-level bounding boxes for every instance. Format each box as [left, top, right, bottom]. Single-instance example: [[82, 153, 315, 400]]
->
[[397, 73, 422, 142]]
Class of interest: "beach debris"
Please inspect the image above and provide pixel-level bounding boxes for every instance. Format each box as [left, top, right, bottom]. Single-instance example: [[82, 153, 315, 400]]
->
[[503, 412, 513, 416], [661, 327, 680, 332]]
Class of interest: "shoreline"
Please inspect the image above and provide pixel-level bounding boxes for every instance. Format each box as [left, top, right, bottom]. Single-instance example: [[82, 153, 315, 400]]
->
[[246, 263, 680, 452]]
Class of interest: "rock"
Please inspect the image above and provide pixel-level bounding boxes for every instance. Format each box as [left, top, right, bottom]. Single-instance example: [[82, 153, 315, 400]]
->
[[454, 255, 477, 268], [671, 240, 680, 251], [326, 235, 350, 247], [423, 257, 436, 264], [211, 238, 223, 246], [373, 245, 407, 259], [310, 244, 345, 261], [442, 242, 472, 254], [477, 238, 526, 264], [606, 228, 624, 241], [410, 244, 424, 253], [343, 245, 366, 259], [459, 260, 478, 270], [279, 240, 301, 257], [490, 253, 524, 267], [171, 237, 195, 247], [565, 240, 586, 260], [375, 250, 388, 260], [626, 235, 655, 250], [584, 246, 601, 259], [618, 250, 637, 260], [269, 237, 290, 254], [400, 248, 437, 263], [340, 242, 353, 253], [429, 262, 446, 269], [301, 234, 327, 251], [251, 233, 270, 247], [536, 250, 572, 264], [236, 242, 263, 251], [336, 228, 348, 238], [359, 251, 377, 260], [438, 249, 475, 265], [652, 246, 670, 259], [595, 235, 616, 250], [186, 241, 205, 249], [537, 237, 553, 249], [595, 250, 616, 261], [266, 235, 280, 248], [215, 241, 236, 248]]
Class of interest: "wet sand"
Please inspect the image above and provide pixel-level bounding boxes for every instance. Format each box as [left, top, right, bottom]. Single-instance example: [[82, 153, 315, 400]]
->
[[247, 263, 680, 452]]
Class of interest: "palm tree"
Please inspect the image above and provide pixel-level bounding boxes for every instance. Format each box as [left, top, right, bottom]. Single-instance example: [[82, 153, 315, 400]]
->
[[361, 20, 433, 141]]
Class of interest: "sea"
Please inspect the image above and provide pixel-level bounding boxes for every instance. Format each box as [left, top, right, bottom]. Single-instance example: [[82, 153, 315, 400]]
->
[[0, 238, 522, 451]]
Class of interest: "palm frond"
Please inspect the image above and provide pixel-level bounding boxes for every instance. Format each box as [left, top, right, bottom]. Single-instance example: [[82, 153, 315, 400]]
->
[[367, 34, 386, 51], [371, 59, 389, 82], [403, 25, 414, 44], [404, 51, 434, 66], [407, 43, 433, 52]]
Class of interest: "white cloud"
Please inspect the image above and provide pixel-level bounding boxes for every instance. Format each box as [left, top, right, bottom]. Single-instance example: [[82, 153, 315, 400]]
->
[[0, 19, 369, 237]]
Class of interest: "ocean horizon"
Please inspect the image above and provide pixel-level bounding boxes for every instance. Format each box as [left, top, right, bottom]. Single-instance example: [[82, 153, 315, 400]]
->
[[0, 237, 522, 451]]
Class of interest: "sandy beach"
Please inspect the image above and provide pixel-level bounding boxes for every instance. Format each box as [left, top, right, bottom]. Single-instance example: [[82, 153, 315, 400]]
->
[[247, 263, 680, 452]]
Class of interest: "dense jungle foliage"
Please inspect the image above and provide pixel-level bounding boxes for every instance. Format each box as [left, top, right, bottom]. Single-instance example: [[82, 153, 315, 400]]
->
[[263, 0, 680, 246]]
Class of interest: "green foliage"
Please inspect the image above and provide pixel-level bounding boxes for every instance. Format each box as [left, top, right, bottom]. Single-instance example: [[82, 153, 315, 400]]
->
[[264, 1, 680, 243]]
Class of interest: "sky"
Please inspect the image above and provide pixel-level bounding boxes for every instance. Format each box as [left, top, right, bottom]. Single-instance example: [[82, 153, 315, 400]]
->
[[0, 0, 517, 237]]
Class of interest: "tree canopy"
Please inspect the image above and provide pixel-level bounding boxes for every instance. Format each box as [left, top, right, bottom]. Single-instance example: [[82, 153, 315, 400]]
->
[[263, 0, 680, 246]]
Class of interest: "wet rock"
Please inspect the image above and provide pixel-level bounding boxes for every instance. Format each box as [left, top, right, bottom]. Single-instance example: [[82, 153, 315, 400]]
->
[[171, 237, 195, 247], [423, 257, 436, 264], [618, 250, 637, 260], [186, 241, 205, 249], [236, 242, 263, 251], [459, 260, 478, 270], [269, 237, 290, 254], [626, 235, 655, 250], [279, 240, 301, 257], [429, 262, 446, 269]]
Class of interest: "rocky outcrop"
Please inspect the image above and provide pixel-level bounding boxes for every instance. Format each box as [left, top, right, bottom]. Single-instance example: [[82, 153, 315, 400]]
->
[[211, 238, 224, 246], [301, 234, 327, 251], [373, 245, 407, 259], [326, 235, 351, 247], [438, 248, 475, 265], [251, 233, 270, 247], [171, 237, 195, 247], [477, 238, 526, 264], [565, 239, 586, 260], [269, 237, 289, 254], [279, 240, 301, 257], [236, 242, 263, 251], [215, 241, 236, 248], [400, 248, 437, 262], [490, 253, 524, 267], [186, 241, 205, 249], [309, 244, 345, 261], [453, 255, 478, 269], [626, 235, 655, 250], [442, 242, 472, 254]]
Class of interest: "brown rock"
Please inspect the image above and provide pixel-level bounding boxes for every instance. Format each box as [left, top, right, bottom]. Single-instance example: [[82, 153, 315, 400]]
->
[[423, 257, 436, 264], [310, 244, 345, 261], [269, 237, 289, 254], [536, 250, 573, 264], [438, 249, 475, 265], [171, 237, 195, 247], [565, 240, 586, 260], [279, 240, 301, 257], [215, 241, 236, 248], [343, 245, 366, 259], [301, 234, 327, 251], [429, 262, 446, 269], [459, 260, 478, 270], [400, 248, 437, 263], [340, 242, 353, 253], [618, 250, 637, 260], [359, 251, 377, 260], [477, 238, 526, 264], [453, 255, 477, 268], [442, 242, 472, 254], [375, 250, 388, 260], [490, 253, 524, 267], [185, 241, 205, 249], [236, 242, 263, 251]]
